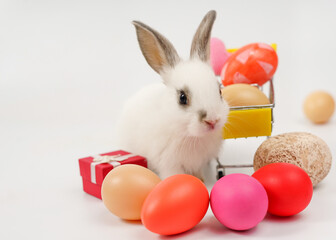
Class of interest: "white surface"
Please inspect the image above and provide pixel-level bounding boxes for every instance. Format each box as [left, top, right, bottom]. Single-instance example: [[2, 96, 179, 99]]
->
[[1, 0, 336, 239]]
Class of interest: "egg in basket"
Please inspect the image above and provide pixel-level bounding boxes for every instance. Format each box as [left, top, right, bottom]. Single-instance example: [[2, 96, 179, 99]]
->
[[221, 79, 275, 139], [210, 40, 278, 177]]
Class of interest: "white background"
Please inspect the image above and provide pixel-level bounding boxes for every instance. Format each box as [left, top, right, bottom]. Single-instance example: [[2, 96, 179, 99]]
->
[[1, 0, 336, 239]]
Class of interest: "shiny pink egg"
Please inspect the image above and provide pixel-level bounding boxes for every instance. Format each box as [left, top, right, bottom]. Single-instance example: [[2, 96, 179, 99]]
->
[[210, 173, 268, 230]]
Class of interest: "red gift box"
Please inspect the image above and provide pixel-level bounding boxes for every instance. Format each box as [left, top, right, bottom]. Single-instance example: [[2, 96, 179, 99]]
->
[[79, 150, 147, 199]]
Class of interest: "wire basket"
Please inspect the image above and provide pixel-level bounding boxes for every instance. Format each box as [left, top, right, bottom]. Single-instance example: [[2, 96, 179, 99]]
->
[[216, 44, 277, 179]]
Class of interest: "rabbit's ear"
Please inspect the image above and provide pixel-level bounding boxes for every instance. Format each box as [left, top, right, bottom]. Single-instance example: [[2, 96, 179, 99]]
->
[[190, 10, 216, 62], [133, 21, 180, 74]]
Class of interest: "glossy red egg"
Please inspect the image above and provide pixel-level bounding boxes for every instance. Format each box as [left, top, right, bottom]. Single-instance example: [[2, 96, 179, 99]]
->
[[141, 174, 209, 235], [252, 163, 313, 216], [221, 43, 278, 86]]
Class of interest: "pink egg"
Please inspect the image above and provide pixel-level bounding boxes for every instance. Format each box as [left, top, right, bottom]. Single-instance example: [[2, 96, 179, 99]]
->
[[210, 37, 230, 75], [210, 173, 268, 231]]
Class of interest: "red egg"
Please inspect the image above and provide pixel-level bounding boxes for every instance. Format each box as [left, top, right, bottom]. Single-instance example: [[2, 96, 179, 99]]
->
[[141, 174, 209, 235], [252, 163, 313, 217], [221, 43, 278, 86]]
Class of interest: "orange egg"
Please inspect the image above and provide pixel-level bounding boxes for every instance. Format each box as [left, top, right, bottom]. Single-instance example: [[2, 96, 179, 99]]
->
[[221, 43, 278, 86], [303, 91, 335, 124], [141, 174, 209, 235], [221, 83, 270, 107], [101, 164, 161, 220]]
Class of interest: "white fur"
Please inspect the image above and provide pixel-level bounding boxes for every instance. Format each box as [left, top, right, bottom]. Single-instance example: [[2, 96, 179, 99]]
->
[[116, 59, 229, 179]]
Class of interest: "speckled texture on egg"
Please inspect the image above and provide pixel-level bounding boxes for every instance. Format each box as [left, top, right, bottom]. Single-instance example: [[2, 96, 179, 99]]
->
[[254, 132, 332, 186]]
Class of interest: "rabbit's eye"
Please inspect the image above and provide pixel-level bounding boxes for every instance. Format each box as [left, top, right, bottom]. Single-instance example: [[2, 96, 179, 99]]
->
[[179, 91, 188, 105], [219, 85, 223, 100]]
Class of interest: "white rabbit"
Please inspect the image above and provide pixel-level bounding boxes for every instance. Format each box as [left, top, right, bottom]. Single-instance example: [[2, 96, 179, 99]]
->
[[116, 10, 229, 179]]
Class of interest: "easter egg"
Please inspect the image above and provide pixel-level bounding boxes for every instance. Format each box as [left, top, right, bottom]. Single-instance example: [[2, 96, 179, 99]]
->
[[221, 83, 270, 107], [141, 174, 209, 235], [252, 163, 313, 217], [221, 43, 278, 86], [210, 174, 268, 231], [254, 132, 332, 186], [303, 91, 335, 124], [210, 37, 231, 75], [101, 164, 161, 220]]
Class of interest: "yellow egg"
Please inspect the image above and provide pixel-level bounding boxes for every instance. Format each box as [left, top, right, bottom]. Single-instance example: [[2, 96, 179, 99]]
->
[[101, 164, 161, 220], [221, 83, 270, 107], [303, 91, 335, 124]]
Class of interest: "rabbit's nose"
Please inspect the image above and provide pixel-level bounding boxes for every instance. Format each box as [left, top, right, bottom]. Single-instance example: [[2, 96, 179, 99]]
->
[[204, 119, 219, 130]]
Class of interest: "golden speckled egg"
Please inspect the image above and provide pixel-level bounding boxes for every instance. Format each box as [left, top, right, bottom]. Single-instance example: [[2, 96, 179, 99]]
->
[[303, 91, 335, 124], [254, 132, 332, 186], [221, 83, 270, 107], [101, 164, 161, 220]]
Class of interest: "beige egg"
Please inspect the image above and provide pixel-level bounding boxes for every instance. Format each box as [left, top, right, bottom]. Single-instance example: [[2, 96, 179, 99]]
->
[[303, 91, 335, 124], [101, 164, 161, 220], [254, 132, 332, 186], [221, 83, 270, 107]]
